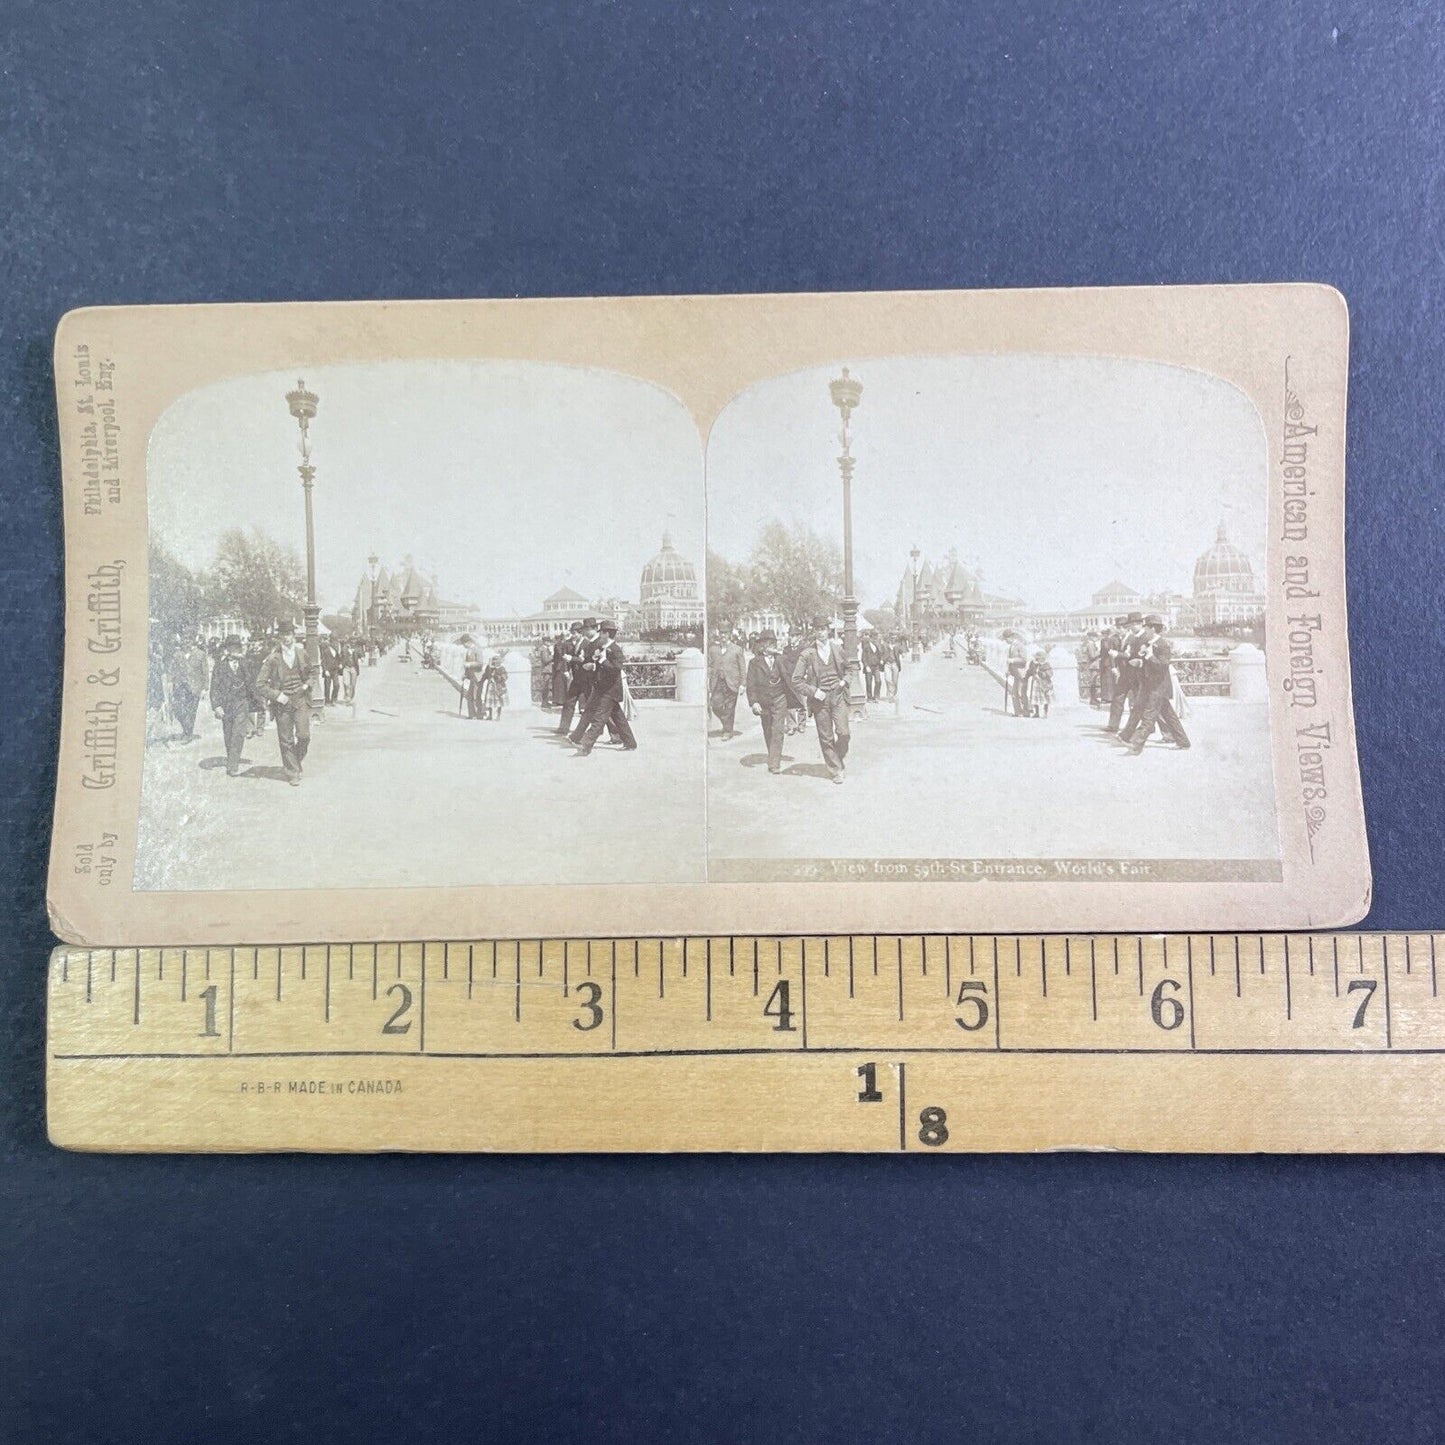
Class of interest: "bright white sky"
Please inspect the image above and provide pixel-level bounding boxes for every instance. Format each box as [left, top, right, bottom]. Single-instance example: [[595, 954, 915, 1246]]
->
[[704, 355, 1268, 612], [148, 353, 1266, 621], [148, 360, 704, 616]]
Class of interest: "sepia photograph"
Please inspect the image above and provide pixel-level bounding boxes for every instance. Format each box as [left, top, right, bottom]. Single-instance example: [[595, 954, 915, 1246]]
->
[[48, 288, 1365, 943], [136, 359, 707, 891], [703, 354, 1280, 882]]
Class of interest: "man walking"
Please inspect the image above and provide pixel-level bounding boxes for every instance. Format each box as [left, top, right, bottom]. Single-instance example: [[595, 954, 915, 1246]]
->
[[708, 630, 746, 739], [1004, 630, 1029, 717], [746, 630, 795, 775], [256, 622, 315, 786], [861, 632, 885, 702], [168, 635, 209, 742], [1106, 612, 1148, 733], [573, 620, 637, 755], [557, 619, 598, 736], [791, 620, 851, 783], [319, 636, 341, 705], [1120, 615, 1191, 753], [208, 635, 254, 776], [551, 626, 578, 714]]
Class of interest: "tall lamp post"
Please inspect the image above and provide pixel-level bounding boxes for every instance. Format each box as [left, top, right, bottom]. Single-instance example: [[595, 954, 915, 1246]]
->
[[285, 379, 322, 691], [829, 367, 865, 712]]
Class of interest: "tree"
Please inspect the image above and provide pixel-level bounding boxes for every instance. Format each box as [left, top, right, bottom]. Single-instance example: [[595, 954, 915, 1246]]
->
[[864, 607, 898, 634], [211, 527, 306, 635], [321, 613, 356, 639], [705, 549, 753, 635], [148, 538, 206, 641], [747, 521, 844, 633]]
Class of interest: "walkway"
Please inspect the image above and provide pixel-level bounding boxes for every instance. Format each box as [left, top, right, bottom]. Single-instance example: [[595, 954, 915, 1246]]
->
[[136, 653, 706, 891], [706, 649, 1279, 874]]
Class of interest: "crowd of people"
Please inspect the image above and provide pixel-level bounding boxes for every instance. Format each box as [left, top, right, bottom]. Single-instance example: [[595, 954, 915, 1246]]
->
[[995, 613, 1190, 751], [147, 627, 393, 785]]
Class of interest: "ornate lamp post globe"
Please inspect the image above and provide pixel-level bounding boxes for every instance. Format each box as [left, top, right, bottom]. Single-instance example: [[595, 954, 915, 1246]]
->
[[829, 367, 863, 426], [829, 367, 866, 713], [285, 379, 323, 702]]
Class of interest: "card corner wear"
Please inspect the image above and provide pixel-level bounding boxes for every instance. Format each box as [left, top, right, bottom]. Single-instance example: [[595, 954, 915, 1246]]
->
[[47, 283, 1364, 944]]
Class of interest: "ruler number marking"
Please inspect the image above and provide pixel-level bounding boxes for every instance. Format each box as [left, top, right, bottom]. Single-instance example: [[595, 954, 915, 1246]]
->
[[857, 1061, 883, 1102], [572, 980, 604, 1031], [1151, 977, 1184, 1031], [382, 982, 413, 1035], [1347, 978, 1376, 1030], [917, 1107, 949, 1147], [198, 984, 220, 1038], [763, 978, 796, 1033], [954, 979, 989, 1032]]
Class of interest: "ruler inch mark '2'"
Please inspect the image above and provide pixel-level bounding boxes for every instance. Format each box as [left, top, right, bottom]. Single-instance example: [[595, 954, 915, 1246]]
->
[[47, 933, 1434, 1069]]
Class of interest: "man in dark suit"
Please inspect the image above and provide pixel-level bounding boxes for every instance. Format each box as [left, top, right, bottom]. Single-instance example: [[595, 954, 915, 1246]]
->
[[791, 620, 851, 783], [558, 619, 598, 736], [573, 620, 637, 754], [708, 631, 747, 738], [549, 628, 576, 711], [208, 635, 254, 776], [860, 633, 885, 701], [1106, 612, 1148, 733], [319, 637, 341, 705], [746, 629, 795, 775], [1120, 616, 1191, 753], [255, 622, 315, 786]]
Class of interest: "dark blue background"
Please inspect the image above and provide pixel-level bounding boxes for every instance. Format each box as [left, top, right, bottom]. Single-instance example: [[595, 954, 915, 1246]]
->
[[4, 2, 1443, 1439]]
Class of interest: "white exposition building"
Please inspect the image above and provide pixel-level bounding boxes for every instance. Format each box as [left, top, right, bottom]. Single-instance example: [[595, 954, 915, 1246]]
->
[[890, 522, 1265, 638], [354, 533, 705, 642]]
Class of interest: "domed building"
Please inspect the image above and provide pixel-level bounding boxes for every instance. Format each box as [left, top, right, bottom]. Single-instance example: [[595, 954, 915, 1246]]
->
[[1190, 521, 1265, 625], [637, 532, 705, 632]]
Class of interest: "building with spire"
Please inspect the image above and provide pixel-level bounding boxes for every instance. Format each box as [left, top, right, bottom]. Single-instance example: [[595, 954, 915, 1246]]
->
[[895, 548, 989, 632], [352, 554, 477, 633]]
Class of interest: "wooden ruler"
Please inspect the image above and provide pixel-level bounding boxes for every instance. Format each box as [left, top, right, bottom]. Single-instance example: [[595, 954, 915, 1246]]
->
[[46, 933, 1445, 1153]]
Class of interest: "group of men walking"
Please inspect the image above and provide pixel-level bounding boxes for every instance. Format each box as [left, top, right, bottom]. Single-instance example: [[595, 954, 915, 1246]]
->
[[710, 623, 857, 784], [151, 625, 395, 788], [550, 617, 638, 755], [207, 624, 321, 784], [1092, 610, 1191, 754]]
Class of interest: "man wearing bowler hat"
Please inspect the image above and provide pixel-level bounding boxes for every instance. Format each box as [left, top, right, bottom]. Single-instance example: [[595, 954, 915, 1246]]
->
[[255, 622, 314, 786], [791, 618, 851, 783], [1120, 614, 1191, 753], [574, 619, 637, 755], [558, 617, 601, 737], [1106, 611, 1148, 733], [746, 629, 795, 775], [208, 635, 254, 777]]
